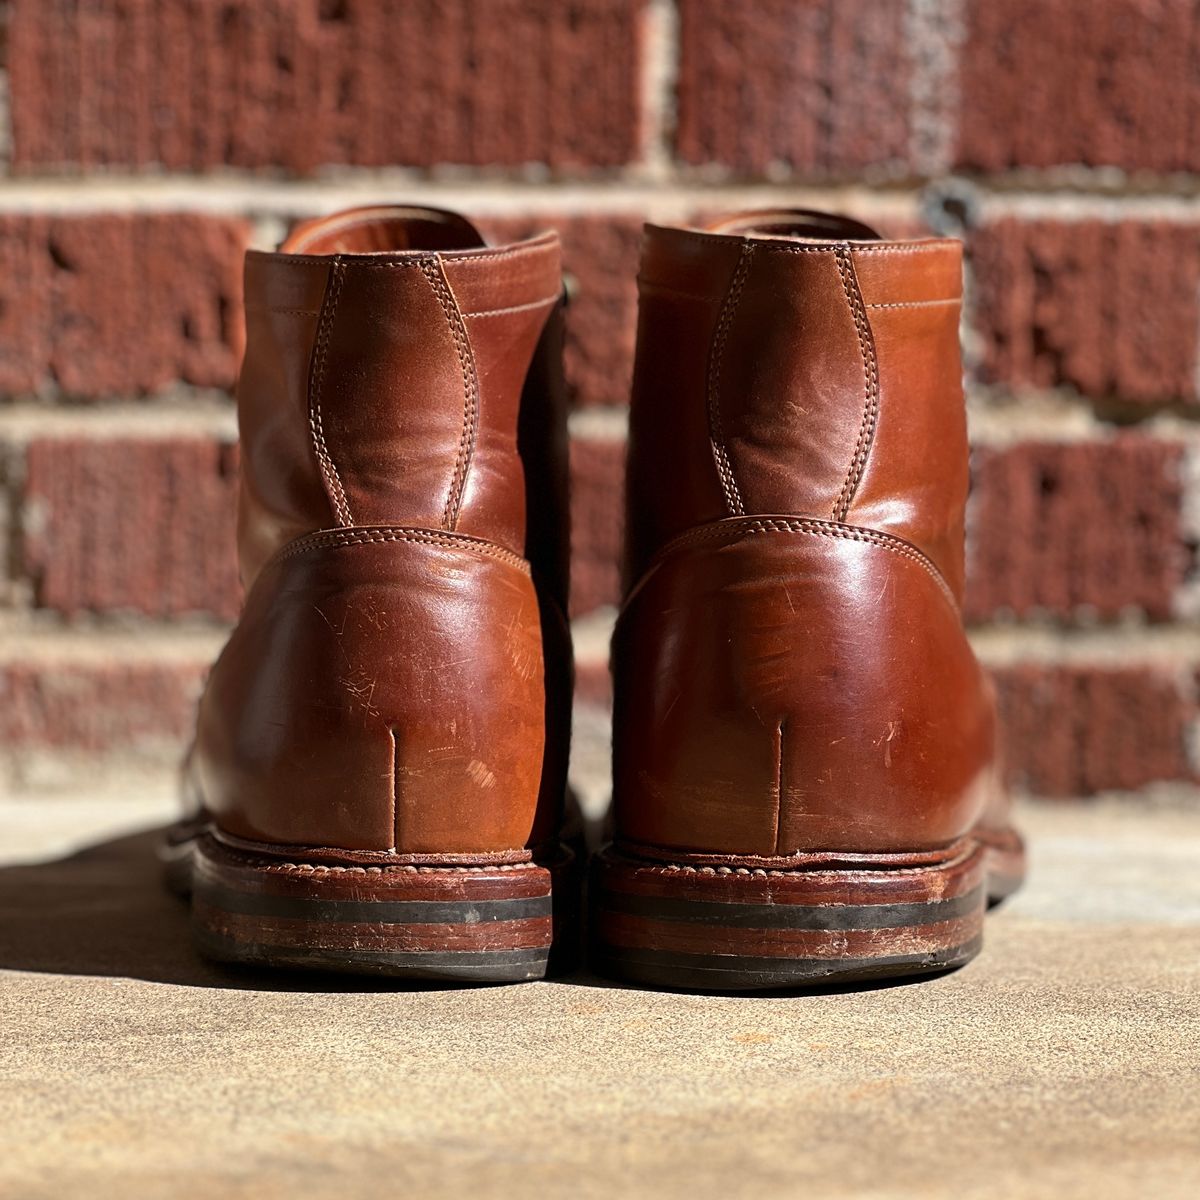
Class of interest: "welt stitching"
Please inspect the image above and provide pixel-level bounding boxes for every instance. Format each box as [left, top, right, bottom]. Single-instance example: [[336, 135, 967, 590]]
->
[[708, 244, 754, 517], [308, 258, 353, 527], [832, 246, 880, 523], [462, 293, 560, 318], [658, 518, 956, 609], [255, 860, 538, 876], [420, 257, 479, 531], [273, 527, 530, 573]]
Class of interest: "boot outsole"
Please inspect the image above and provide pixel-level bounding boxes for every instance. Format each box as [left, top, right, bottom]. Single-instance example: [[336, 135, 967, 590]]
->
[[164, 830, 579, 983], [589, 833, 1025, 992]]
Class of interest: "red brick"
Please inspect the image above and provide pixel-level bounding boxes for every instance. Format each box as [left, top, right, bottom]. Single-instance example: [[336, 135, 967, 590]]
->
[[675, 0, 912, 174], [23, 438, 242, 619], [969, 218, 1200, 405], [992, 663, 1196, 797], [958, 0, 1200, 174], [8, 0, 642, 173], [0, 213, 247, 398], [481, 213, 642, 409], [0, 659, 206, 752], [570, 436, 625, 616], [966, 438, 1187, 623]]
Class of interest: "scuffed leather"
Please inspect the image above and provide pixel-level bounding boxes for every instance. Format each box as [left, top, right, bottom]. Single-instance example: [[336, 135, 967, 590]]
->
[[187, 206, 571, 856], [613, 523, 999, 856], [194, 534, 568, 854], [613, 211, 1010, 857]]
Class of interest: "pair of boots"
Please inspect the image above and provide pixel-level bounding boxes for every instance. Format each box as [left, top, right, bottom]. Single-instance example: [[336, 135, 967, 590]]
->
[[167, 205, 1024, 991]]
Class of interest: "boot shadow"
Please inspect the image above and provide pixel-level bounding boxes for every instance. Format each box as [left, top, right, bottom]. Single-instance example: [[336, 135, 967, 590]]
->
[[0, 825, 486, 993]]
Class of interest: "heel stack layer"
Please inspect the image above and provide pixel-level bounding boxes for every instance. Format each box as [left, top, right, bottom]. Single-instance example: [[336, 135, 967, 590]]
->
[[189, 834, 577, 982], [590, 840, 989, 991]]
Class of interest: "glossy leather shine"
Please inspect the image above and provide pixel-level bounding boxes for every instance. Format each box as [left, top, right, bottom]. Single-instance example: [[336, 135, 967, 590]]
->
[[613, 210, 1012, 860], [186, 206, 571, 857]]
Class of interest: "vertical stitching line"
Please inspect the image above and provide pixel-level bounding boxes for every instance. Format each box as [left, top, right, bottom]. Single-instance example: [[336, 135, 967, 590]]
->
[[833, 245, 880, 522], [420, 257, 478, 532], [309, 257, 353, 526], [707, 244, 754, 517]]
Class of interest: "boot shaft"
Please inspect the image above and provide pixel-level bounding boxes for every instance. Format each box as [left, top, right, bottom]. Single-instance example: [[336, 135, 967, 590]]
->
[[612, 210, 1001, 861], [236, 205, 569, 604], [625, 211, 968, 599], [188, 207, 572, 864]]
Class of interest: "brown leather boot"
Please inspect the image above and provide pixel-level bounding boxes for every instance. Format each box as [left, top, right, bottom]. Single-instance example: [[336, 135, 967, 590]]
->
[[166, 206, 576, 981], [591, 210, 1025, 990]]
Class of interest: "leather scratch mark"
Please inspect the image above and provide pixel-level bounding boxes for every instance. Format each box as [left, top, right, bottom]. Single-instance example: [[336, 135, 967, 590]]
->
[[773, 718, 786, 855], [876, 720, 901, 768], [467, 760, 497, 790], [339, 668, 380, 717]]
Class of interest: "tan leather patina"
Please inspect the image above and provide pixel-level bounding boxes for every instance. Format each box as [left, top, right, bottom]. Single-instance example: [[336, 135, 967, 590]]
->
[[172, 207, 575, 981], [592, 210, 1024, 990]]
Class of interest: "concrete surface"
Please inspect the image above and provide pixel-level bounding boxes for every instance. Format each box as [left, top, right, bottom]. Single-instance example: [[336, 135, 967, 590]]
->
[[1, 796, 1198, 1200]]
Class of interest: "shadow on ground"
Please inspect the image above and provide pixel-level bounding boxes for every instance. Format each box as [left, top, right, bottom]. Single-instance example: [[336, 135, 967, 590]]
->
[[0, 827, 488, 993], [0, 824, 960, 998]]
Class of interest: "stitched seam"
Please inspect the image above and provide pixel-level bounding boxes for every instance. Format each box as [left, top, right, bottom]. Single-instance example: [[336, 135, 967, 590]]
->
[[833, 246, 880, 523], [708, 244, 754, 517], [765, 243, 957, 258], [652, 518, 957, 610], [254, 860, 541, 876], [308, 258, 353, 527], [420, 257, 479, 531], [272, 526, 531, 573], [462, 293, 560, 318], [866, 298, 960, 309], [841, 243, 957, 255]]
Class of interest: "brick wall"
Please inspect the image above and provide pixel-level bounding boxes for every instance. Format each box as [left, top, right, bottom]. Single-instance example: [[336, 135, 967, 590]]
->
[[1, 0, 1198, 804]]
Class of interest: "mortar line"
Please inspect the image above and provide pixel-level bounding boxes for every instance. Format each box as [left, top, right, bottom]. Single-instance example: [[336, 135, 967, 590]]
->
[[634, 0, 680, 182]]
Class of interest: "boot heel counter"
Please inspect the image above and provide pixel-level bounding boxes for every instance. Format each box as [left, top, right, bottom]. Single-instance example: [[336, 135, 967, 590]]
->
[[612, 522, 997, 857], [194, 530, 568, 855]]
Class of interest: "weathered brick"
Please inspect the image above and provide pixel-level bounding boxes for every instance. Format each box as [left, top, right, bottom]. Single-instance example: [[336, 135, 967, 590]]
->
[[675, 0, 912, 174], [0, 213, 247, 399], [9, 0, 642, 173], [966, 438, 1187, 623], [481, 213, 642, 409], [958, 0, 1200, 174], [969, 218, 1200, 405], [23, 438, 242, 619], [992, 663, 1196, 797], [0, 659, 207, 752], [570, 436, 625, 616]]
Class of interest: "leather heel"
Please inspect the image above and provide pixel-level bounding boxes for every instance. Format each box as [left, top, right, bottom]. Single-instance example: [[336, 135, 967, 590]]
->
[[589, 840, 990, 991], [183, 833, 578, 982]]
